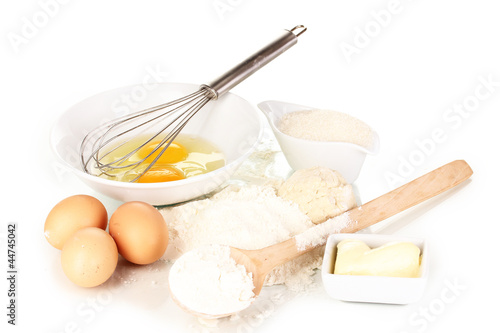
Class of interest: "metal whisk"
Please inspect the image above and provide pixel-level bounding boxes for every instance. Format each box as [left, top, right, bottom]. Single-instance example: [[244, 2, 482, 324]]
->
[[81, 25, 306, 182]]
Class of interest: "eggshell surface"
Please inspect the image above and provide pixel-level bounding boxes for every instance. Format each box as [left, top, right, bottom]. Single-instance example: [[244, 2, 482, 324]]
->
[[109, 201, 169, 265], [61, 227, 118, 287], [44, 195, 108, 250]]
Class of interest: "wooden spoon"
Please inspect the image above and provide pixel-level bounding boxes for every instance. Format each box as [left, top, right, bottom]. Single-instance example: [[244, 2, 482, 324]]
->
[[171, 160, 473, 319]]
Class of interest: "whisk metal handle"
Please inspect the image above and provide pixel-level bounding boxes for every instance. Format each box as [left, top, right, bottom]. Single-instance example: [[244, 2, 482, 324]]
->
[[201, 25, 307, 99]]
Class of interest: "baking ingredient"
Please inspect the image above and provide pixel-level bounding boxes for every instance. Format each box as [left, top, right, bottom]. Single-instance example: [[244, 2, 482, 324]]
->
[[44, 195, 108, 250], [294, 213, 354, 251], [138, 141, 188, 164], [278, 109, 373, 148], [334, 239, 421, 278], [278, 167, 357, 224], [136, 141, 188, 182], [160, 185, 321, 290], [169, 244, 255, 316], [61, 227, 118, 287], [95, 134, 225, 183], [109, 201, 169, 265], [137, 165, 185, 183]]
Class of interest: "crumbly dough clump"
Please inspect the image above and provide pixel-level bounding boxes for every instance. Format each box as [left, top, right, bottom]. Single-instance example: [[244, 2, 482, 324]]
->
[[278, 167, 357, 224]]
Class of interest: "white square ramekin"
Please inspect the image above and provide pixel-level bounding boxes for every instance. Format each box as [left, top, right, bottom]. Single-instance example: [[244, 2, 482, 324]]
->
[[321, 233, 428, 304]]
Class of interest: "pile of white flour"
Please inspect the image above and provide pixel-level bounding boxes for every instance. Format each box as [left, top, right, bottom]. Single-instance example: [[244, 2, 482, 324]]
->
[[160, 185, 324, 290], [168, 244, 255, 316]]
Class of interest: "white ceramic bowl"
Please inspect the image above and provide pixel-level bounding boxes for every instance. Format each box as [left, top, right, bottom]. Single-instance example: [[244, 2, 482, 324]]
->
[[257, 100, 379, 183], [322, 233, 428, 304], [51, 82, 264, 206]]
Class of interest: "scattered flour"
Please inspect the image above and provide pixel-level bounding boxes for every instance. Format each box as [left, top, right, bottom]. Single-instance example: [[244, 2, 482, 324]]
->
[[278, 109, 373, 148], [168, 244, 255, 316], [160, 184, 322, 290], [294, 213, 355, 251], [161, 165, 357, 292]]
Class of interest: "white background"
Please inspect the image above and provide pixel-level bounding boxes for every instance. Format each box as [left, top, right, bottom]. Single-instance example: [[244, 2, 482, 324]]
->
[[1, 0, 499, 332]]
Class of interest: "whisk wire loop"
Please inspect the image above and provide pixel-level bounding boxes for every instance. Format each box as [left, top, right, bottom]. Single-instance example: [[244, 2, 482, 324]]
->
[[81, 88, 213, 181]]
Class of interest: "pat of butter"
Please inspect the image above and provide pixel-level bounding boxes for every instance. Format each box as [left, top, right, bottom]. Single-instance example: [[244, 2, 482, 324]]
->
[[333, 239, 421, 278]]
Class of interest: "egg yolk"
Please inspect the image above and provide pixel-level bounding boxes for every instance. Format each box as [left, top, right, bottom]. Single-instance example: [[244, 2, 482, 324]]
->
[[137, 165, 185, 183], [138, 141, 188, 164]]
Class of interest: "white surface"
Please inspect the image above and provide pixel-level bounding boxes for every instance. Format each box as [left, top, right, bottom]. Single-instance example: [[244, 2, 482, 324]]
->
[[52, 82, 264, 205], [1, 0, 499, 332], [322, 234, 427, 304], [258, 100, 379, 183]]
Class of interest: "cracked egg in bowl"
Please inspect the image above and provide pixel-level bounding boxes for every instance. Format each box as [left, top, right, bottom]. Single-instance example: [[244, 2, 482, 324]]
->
[[51, 82, 263, 205]]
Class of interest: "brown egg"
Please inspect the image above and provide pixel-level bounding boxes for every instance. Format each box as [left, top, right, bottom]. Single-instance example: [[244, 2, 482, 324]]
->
[[109, 201, 169, 265], [45, 195, 108, 250], [61, 227, 118, 287]]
